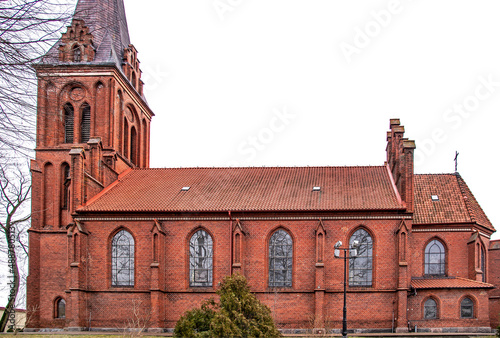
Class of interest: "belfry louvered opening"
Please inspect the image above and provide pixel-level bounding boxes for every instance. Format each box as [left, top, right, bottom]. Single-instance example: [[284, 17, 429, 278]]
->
[[80, 103, 91, 143], [64, 103, 74, 143]]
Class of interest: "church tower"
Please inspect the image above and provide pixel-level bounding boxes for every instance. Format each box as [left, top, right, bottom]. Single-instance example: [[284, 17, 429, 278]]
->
[[28, 0, 153, 328]]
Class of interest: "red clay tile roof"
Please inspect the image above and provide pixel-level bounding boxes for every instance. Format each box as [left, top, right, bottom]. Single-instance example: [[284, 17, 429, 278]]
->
[[413, 174, 493, 230], [411, 277, 494, 289], [79, 166, 404, 213]]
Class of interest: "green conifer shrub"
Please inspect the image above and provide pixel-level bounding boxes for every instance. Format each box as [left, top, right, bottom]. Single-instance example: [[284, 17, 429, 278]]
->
[[174, 274, 281, 338]]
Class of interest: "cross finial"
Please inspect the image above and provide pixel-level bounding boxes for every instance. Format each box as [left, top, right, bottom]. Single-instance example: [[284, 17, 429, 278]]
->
[[454, 151, 459, 172]]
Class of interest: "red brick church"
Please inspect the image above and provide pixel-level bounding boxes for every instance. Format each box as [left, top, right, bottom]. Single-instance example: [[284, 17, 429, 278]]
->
[[27, 0, 500, 333]]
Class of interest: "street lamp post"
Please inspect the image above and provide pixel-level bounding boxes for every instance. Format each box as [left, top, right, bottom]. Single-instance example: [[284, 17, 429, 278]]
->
[[334, 240, 359, 338]]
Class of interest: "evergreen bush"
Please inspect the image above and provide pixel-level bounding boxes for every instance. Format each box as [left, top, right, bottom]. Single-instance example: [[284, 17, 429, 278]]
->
[[174, 274, 281, 338]]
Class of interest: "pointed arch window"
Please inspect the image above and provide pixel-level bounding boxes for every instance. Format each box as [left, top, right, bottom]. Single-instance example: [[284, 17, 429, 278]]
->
[[123, 118, 129, 158], [56, 298, 66, 318], [130, 126, 137, 165], [424, 298, 437, 319], [112, 230, 134, 286], [64, 103, 74, 143], [80, 103, 91, 143], [349, 228, 373, 286], [142, 119, 147, 166], [481, 246, 486, 283], [460, 297, 474, 318], [61, 163, 70, 210], [73, 44, 81, 62], [189, 230, 213, 287], [425, 239, 446, 275], [269, 229, 293, 287]]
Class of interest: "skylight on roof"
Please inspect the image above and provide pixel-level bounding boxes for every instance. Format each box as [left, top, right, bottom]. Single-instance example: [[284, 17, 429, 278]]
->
[[431, 195, 439, 201], [181, 187, 190, 191], [312, 186, 321, 191]]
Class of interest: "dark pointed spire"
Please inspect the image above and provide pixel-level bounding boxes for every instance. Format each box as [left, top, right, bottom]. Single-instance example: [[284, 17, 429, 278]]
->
[[41, 0, 132, 68], [73, 0, 130, 63]]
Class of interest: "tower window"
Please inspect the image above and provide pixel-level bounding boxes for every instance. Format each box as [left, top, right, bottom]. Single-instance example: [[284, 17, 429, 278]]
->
[[130, 126, 137, 165], [123, 118, 129, 158], [64, 103, 74, 143], [73, 44, 81, 62], [62, 164, 70, 210], [481, 246, 486, 283], [56, 298, 65, 318], [80, 103, 90, 143]]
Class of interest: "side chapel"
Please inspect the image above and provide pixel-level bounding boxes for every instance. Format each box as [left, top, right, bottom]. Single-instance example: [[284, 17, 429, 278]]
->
[[27, 0, 500, 333]]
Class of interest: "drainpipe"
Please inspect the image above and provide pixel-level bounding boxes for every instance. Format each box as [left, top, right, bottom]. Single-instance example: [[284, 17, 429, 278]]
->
[[229, 211, 233, 275]]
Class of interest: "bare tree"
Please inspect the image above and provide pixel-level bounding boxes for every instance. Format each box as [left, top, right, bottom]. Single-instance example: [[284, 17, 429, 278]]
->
[[0, 160, 31, 331], [0, 0, 75, 157], [0, 1, 75, 328]]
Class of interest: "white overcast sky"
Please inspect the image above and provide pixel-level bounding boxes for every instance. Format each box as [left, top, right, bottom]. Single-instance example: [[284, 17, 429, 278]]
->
[[123, 0, 500, 239]]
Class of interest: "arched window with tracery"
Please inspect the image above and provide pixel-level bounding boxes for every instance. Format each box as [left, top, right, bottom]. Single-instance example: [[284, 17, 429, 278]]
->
[[425, 239, 446, 275], [189, 229, 213, 287], [349, 228, 373, 286], [269, 229, 293, 287], [111, 229, 134, 286], [80, 102, 90, 143], [64, 103, 74, 143]]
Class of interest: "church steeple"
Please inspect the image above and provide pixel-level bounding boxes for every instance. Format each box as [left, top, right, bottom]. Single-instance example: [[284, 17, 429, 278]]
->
[[32, 0, 153, 230]]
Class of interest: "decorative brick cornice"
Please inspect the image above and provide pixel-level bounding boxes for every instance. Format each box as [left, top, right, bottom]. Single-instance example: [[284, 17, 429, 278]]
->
[[74, 215, 413, 222]]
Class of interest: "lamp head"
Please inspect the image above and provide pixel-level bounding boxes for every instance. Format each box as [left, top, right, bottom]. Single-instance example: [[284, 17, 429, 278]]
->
[[334, 241, 342, 249]]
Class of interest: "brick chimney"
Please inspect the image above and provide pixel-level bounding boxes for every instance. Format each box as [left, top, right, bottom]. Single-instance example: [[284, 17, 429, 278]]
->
[[386, 119, 416, 212]]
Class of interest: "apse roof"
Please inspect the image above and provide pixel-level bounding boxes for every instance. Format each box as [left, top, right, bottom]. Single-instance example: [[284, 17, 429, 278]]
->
[[411, 277, 494, 289], [413, 173, 493, 230], [79, 166, 405, 213]]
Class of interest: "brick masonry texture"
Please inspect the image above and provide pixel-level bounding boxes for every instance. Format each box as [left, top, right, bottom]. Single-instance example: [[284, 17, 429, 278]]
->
[[27, 0, 499, 333]]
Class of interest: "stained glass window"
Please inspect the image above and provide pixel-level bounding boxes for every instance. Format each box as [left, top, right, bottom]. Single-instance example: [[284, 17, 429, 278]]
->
[[112, 230, 134, 286], [269, 229, 293, 287], [425, 239, 445, 275], [349, 228, 373, 287], [424, 298, 437, 319], [190, 230, 213, 287]]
